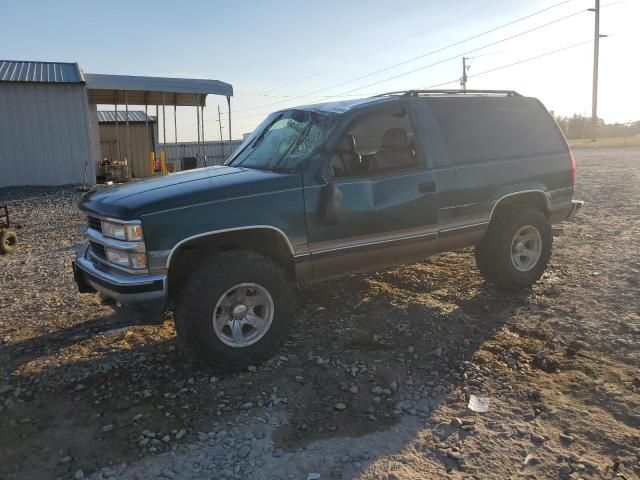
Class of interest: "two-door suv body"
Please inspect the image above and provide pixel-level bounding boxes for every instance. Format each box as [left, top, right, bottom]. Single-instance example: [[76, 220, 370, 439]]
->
[[73, 89, 582, 367]]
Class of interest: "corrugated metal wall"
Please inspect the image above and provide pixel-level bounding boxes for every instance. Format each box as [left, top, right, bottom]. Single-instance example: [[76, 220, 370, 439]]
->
[[159, 140, 242, 169], [0, 83, 94, 187], [99, 123, 155, 178]]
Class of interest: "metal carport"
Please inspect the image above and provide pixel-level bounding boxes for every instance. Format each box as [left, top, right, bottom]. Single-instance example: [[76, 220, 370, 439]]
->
[[84, 73, 234, 180]]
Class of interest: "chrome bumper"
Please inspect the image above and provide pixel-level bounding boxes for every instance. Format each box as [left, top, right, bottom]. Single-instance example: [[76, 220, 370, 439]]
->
[[73, 245, 167, 305], [566, 200, 583, 221]]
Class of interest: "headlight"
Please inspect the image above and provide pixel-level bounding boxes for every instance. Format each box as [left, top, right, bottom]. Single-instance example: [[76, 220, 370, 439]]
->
[[106, 248, 147, 270], [102, 221, 143, 241]]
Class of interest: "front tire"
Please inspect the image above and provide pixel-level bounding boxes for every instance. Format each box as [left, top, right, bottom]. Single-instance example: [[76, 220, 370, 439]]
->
[[475, 208, 552, 290], [174, 250, 293, 369]]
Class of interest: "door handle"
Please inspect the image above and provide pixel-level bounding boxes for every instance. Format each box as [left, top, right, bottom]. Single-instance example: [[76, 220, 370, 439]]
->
[[418, 181, 437, 194]]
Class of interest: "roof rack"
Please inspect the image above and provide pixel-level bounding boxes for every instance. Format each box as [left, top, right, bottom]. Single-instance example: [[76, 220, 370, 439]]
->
[[375, 89, 521, 97]]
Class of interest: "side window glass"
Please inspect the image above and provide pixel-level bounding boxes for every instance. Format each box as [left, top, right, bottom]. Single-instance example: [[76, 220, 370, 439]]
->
[[331, 109, 420, 178]]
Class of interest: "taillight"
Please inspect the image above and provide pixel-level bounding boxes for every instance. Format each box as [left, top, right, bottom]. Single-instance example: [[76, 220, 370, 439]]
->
[[569, 150, 576, 186]]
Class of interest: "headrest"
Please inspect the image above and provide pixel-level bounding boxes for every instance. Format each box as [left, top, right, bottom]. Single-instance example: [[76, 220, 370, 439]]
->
[[381, 128, 409, 150], [337, 134, 356, 152]]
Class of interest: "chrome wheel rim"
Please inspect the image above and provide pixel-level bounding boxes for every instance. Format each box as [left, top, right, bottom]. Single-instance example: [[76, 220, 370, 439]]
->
[[212, 283, 274, 347], [510, 225, 542, 272]]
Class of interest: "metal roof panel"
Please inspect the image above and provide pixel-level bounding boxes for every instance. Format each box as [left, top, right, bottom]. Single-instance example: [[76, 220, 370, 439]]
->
[[96, 110, 155, 123], [85, 73, 233, 104], [0, 60, 83, 84]]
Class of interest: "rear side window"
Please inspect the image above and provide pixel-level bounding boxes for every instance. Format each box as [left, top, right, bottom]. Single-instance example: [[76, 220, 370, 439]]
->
[[426, 97, 566, 165]]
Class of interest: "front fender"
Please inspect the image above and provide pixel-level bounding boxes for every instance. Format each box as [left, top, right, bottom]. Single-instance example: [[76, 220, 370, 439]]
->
[[140, 187, 309, 258]]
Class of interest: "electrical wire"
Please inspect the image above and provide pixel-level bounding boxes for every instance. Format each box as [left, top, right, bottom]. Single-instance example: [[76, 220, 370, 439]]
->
[[181, 39, 595, 139], [330, 8, 587, 97], [466, 38, 594, 80], [187, 0, 621, 137], [260, 0, 508, 94], [230, 0, 578, 117], [357, 38, 595, 96], [234, 6, 587, 120]]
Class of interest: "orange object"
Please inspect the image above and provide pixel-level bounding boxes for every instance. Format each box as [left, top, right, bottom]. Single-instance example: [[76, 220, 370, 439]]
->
[[149, 151, 156, 175]]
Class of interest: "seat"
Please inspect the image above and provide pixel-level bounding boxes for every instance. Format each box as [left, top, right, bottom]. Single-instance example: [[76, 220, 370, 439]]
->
[[369, 128, 416, 172], [331, 134, 362, 176]]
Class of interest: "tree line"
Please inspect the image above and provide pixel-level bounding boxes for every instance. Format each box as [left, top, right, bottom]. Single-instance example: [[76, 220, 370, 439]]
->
[[551, 113, 640, 140]]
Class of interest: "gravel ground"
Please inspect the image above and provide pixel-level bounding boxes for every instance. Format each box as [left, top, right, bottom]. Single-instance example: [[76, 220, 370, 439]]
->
[[0, 147, 638, 480]]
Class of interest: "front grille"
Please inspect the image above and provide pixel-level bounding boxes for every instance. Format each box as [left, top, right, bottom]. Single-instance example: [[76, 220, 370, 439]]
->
[[87, 216, 102, 232], [89, 241, 107, 261]]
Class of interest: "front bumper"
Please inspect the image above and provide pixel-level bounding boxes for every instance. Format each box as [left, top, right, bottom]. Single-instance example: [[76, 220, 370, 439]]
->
[[73, 245, 167, 305]]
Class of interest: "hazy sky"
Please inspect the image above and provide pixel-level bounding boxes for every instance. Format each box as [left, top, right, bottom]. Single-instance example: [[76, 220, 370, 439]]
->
[[1, 0, 637, 140]]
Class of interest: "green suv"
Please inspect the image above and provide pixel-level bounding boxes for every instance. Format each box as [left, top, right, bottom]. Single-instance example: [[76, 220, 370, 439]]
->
[[73, 89, 582, 368]]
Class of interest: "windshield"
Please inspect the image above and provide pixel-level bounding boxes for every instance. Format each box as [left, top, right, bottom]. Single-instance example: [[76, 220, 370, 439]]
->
[[227, 110, 336, 171]]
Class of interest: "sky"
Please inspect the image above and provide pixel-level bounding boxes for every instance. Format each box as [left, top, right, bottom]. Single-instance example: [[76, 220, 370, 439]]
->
[[0, 0, 637, 140]]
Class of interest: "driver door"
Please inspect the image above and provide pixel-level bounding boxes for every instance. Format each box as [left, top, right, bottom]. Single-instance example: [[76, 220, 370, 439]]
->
[[303, 106, 439, 281]]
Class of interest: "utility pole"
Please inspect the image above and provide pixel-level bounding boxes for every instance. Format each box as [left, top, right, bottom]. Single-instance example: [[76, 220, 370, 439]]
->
[[590, 0, 600, 141], [217, 105, 223, 142], [460, 57, 470, 91]]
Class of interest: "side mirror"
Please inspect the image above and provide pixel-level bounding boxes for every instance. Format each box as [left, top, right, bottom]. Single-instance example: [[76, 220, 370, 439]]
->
[[317, 181, 342, 225]]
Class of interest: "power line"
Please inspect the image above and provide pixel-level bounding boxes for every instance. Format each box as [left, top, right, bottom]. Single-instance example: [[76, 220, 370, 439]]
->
[[590, 0, 600, 141], [261, 0, 508, 94], [178, 1, 625, 139], [230, 0, 578, 117], [236, 92, 293, 98], [235, 6, 587, 120], [230, 40, 593, 133], [465, 38, 594, 81], [300, 39, 596, 103], [179, 39, 597, 139], [332, 8, 586, 96], [195, 3, 507, 134], [245, 1, 621, 102]]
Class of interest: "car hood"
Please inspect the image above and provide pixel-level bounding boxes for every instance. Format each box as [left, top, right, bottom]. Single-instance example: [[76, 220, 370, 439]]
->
[[80, 165, 301, 219]]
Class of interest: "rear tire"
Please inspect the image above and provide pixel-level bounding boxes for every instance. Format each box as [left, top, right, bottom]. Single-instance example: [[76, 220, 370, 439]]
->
[[475, 208, 552, 290], [174, 250, 293, 370], [0, 230, 17, 254]]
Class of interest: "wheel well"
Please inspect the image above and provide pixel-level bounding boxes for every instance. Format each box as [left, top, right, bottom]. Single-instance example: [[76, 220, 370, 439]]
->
[[490, 191, 550, 221], [167, 229, 295, 303]]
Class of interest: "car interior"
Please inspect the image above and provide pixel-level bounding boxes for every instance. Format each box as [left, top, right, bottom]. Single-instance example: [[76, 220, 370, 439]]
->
[[330, 111, 419, 177]]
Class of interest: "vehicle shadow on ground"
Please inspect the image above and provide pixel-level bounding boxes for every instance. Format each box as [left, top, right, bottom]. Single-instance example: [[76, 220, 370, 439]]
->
[[1, 258, 535, 478], [271, 269, 532, 448], [0, 311, 127, 373]]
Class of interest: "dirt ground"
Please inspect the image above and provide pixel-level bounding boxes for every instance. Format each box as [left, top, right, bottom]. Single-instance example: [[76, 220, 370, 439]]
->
[[0, 147, 638, 480]]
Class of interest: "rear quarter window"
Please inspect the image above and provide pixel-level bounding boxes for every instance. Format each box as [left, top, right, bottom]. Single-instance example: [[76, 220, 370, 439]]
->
[[426, 97, 567, 165]]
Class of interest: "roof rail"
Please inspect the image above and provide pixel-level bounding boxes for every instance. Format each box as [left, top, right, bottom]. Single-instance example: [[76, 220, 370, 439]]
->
[[375, 89, 521, 97]]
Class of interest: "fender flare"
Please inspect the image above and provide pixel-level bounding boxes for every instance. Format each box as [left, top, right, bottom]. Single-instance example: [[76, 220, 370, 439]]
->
[[165, 225, 295, 270], [488, 189, 550, 223]]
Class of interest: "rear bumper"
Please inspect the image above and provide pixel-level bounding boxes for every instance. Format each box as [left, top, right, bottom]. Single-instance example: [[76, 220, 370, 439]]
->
[[73, 245, 167, 306], [549, 200, 583, 223], [565, 200, 583, 221]]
